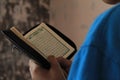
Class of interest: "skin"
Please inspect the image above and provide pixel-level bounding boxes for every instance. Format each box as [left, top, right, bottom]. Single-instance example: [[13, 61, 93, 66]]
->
[[29, 56, 71, 80], [103, 0, 120, 4], [29, 1, 120, 80]]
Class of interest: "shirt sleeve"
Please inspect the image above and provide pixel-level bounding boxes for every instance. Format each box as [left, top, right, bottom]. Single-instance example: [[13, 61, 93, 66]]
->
[[68, 46, 103, 80], [68, 3, 120, 80]]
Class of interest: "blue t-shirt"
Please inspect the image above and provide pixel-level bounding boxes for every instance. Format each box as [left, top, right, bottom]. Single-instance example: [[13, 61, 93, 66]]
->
[[68, 3, 120, 80]]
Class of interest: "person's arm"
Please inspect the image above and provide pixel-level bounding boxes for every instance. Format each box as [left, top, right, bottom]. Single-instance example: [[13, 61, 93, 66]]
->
[[29, 55, 71, 80]]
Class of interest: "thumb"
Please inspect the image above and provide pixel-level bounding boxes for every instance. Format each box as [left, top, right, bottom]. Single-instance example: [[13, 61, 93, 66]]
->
[[57, 57, 71, 73], [47, 55, 67, 79], [47, 55, 60, 69]]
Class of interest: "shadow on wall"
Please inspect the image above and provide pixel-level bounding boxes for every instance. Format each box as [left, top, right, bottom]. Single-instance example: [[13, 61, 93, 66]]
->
[[0, 0, 50, 80]]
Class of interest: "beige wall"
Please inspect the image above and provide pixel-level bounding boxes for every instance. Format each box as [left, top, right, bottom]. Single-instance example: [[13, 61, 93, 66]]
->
[[50, 0, 112, 49]]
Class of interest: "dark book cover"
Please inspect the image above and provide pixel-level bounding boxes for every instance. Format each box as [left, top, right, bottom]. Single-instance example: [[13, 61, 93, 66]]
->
[[1, 23, 77, 69]]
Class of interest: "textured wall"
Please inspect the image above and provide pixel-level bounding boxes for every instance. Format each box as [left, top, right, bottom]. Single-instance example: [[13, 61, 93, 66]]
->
[[0, 0, 50, 80], [50, 0, 113, 49]]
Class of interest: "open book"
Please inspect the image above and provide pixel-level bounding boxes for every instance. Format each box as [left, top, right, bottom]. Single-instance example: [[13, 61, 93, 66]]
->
[[2, 23, 77, 69]]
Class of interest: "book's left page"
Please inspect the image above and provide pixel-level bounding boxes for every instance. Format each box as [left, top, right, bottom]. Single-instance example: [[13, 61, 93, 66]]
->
[[10, 27, 47, 59], [2, 27, 51, 69]]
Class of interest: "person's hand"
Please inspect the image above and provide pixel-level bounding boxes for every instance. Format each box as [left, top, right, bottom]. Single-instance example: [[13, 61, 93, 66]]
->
[[29, 56, 68, 80], [57, 57, 72, 74]]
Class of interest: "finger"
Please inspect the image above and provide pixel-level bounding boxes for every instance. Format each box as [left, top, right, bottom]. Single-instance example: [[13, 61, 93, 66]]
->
[[29, 59, 45, 76], [29, 60, 40, 70], [47, 55, 67, 79], [62, 69, 67, 78], [57, 57, 71, 66], [47, 55, 65, 73], [29, 60, 38, 78], [47, 55, 60, 69], [57, 57, 71, 73], [57, 57, 71, 65]]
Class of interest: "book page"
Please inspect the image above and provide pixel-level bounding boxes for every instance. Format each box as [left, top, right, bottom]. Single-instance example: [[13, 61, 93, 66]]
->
[[24, 23, 74, 58], [10, 27, 47, 59]]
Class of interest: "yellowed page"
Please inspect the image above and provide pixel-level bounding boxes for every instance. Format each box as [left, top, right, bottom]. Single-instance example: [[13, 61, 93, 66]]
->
[[24, 23, 74, 58], [10, 27, 47, 59]]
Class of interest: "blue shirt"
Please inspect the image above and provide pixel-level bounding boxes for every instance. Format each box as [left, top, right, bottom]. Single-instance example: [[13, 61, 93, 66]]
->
[[68, 3, 120, 80]]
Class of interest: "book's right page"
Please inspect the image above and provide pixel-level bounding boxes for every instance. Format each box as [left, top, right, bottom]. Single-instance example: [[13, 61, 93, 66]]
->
[[24, 23, 75, 58]]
